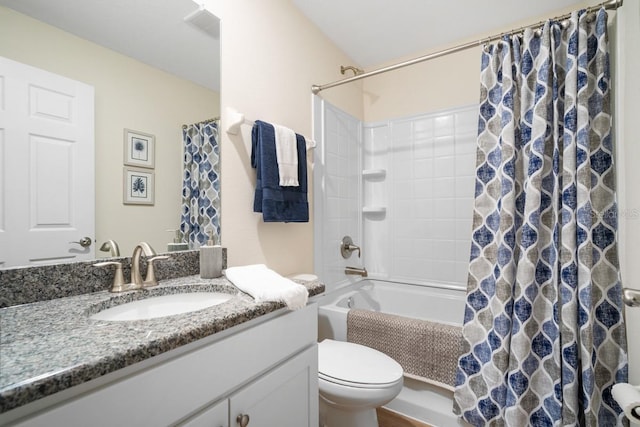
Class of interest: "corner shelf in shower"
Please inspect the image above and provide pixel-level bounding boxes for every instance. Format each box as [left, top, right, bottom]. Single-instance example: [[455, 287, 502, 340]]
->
[[362, 169, 386, 178], [362, 206, 387, 214]]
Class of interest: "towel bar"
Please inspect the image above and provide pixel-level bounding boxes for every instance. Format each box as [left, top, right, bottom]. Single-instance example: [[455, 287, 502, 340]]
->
[[224, 107, 316, 149], [623, 288, 640, 307]]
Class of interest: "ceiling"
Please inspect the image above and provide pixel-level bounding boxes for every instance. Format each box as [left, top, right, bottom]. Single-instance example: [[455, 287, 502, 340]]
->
[[293, 0, 589, 68], [0, 0, 220, 91], [0, 0, 596, 90]]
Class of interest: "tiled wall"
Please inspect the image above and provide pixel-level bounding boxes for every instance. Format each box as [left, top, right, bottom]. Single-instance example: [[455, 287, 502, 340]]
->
[[315, 100, 478, 290], [313, 99, 362, 290], [364, 105, 478, 288]]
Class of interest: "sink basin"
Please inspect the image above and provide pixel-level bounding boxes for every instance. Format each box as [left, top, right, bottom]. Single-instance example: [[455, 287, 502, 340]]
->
[[91, 292, 234, 321]]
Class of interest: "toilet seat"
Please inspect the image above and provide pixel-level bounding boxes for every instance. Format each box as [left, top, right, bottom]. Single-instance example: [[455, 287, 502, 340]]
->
[[319, 372, 400, 389], [318, 339, 403, 388]]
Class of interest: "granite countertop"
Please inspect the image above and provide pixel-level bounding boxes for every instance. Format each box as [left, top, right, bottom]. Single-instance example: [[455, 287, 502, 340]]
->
[[0, 275, 324, 414]]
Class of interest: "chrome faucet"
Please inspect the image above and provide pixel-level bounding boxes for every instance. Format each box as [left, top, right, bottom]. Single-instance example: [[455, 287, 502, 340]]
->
[[345, 266, 368, 277], [93, 242, 168, 292], [131, 242, 169, 287], [131, 242, 157, 287]]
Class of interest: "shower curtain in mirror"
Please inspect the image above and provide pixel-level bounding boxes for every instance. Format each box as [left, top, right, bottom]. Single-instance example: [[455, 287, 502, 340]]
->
[[454, 9, 628, 427], [181, 121, 221, 247]]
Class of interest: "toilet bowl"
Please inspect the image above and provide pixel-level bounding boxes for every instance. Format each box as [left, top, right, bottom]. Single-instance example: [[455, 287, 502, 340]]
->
[[318, 339, 403, 427]]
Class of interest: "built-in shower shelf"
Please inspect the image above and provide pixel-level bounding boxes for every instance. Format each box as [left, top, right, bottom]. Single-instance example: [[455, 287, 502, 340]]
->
[[362, 206, 387, 214], [362, 169, 386, 178]]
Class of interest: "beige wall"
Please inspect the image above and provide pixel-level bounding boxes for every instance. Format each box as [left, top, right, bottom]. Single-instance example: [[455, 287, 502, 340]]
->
[[0, 6, 220, 256], [363, 50, 478, 123], [208, 0, 362, 275]]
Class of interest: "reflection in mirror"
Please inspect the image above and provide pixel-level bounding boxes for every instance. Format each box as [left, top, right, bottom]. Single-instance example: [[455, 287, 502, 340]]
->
[[0, 0, 221, 269], [181, 120, 221, 248]]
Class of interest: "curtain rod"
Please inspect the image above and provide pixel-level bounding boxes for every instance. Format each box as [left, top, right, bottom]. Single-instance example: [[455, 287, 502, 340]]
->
[[311, 0, 623, 95], [182, 116, 220, 130]]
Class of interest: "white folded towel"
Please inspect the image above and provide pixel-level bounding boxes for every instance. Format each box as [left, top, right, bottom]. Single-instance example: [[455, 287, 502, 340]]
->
[[273, 124, 299, 187], [225, 264, 308, 310]]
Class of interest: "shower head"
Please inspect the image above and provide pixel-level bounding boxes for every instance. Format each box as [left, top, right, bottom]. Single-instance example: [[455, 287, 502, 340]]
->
[[340, 65, 364, 76]]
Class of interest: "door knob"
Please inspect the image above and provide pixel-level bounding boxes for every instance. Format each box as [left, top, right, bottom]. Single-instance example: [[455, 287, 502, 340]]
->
[[70, 237, 92, 247], [236, 413, 250, 426]]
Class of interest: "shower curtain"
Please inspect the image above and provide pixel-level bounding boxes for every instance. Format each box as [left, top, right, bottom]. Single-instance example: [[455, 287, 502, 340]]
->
[[454, 9, 628, 427], [181, 121, 221, 247]]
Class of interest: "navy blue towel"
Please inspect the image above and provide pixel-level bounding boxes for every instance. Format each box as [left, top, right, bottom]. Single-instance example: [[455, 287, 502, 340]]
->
[[251, 120, 309, 222]]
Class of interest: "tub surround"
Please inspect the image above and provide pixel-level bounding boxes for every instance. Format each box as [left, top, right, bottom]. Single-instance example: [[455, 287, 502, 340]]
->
[[318, 279, 465, 426], [0, 273, 324, 415], [0, 249, 226, 308]]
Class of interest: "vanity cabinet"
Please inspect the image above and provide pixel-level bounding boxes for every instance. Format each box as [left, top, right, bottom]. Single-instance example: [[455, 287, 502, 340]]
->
[[181, 345, 317, 427], [6, 304, 318, 427], [180, 400, 228, 427], [228, 346, 316, 426]]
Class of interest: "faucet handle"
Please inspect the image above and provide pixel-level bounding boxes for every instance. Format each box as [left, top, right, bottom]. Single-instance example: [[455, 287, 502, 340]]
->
[[93, 261, 126, 292], [347, 244, 361, 258], [143, 255, 169, 288], [340, 236, 361, 259]]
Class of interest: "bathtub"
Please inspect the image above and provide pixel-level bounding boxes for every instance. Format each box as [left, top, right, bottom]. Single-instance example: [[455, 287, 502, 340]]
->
[[318, 279, 470, 427]]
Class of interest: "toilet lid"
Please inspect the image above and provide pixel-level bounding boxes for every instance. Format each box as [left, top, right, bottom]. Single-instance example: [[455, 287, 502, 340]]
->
[[318, 339, 403, 386]]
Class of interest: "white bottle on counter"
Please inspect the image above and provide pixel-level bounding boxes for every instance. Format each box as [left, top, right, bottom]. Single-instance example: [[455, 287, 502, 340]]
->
[[200, 230, 222, 279], [167, 229, 189, 252]]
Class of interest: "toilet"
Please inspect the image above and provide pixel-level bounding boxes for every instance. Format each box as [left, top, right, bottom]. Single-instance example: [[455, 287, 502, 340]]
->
[[318, 339, 404, 427]]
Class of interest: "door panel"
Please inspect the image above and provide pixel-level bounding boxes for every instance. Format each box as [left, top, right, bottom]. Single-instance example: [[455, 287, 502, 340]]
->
[[0, 56, 94, 268]]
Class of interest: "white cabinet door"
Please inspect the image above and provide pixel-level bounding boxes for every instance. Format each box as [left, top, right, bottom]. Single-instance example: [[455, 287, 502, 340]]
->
[[179, 399, 228, 427], [0, 56, 95, 268], [229, 345, 318, 427]]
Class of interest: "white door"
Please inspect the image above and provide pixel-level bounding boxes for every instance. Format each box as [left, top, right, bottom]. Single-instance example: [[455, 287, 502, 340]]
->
[[0, 56, 95, 268]]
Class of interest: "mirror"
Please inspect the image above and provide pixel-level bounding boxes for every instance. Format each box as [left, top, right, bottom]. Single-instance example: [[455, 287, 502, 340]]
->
[[0, 0, 220, 268]]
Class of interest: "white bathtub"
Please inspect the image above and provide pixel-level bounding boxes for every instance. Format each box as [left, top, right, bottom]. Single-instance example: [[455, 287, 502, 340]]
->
[[318, 279, 470, 427]]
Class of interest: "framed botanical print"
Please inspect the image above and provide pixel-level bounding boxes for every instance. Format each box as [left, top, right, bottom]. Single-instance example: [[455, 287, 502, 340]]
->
[[123, 167, 154, 205], [124, 129, 155, 169]]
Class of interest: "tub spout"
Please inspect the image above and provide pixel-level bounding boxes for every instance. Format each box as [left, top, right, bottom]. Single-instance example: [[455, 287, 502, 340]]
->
[[345, 266, 368, 277]]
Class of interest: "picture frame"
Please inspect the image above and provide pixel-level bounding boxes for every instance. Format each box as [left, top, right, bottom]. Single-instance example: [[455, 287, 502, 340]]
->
[[124, 129, 155, 169], [123, 167, 154, 205]]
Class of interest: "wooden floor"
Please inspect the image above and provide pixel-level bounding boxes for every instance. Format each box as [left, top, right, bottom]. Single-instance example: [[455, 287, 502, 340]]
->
[[376, 407, 432, 427]]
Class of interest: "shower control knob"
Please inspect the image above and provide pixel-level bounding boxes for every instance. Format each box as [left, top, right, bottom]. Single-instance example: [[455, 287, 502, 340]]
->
[[236, 413, 250, 426], [70, 237, 92, 248], [340, 235, 361, 259]]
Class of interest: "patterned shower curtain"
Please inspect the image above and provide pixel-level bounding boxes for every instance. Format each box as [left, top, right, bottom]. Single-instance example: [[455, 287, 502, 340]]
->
[[181, 121, 221, 247], [454, 9, 628, 427]]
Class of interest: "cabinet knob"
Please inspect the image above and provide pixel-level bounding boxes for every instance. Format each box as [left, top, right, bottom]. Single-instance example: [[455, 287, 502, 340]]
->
[[236, 413, 250, 426]]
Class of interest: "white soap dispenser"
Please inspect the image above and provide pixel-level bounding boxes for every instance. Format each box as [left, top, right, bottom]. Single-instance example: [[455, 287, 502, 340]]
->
[[200, 229, 222, 279], [167, 229, 189, 252]]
